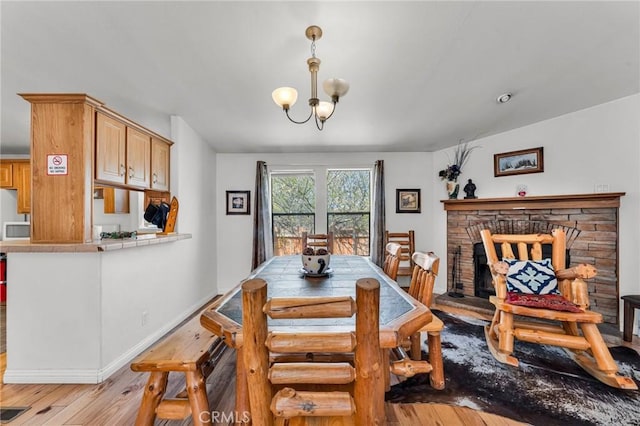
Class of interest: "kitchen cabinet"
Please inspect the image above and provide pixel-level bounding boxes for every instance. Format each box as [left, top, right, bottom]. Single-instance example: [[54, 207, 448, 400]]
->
[[95, 112, 153, 190], [14, 162, 31, 214], [0, 163, 13, 187], [151, 138, 170, 191], [125, 127, 151, 189], [95, 112, 126, 185], [0, 159, 30, 213]]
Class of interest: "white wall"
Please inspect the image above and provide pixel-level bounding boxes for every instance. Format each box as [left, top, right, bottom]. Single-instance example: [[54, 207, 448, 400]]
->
[[430, 94, 640, 320], [170, 116, 218, 296], [215, 152, 431, 293]]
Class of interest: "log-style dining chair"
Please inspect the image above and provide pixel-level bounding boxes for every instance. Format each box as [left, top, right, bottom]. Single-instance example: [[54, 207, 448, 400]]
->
[[301, 231, 334, 253], [385, 230, 416, 278], [382, 242, 402, 281], [480, 228, 637, 389], [241, 277, 385, 425], [390, 251, 445, 389]]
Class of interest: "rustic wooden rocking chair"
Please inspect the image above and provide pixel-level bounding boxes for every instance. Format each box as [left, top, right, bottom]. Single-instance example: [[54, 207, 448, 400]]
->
[[480, 228, 637, 389]]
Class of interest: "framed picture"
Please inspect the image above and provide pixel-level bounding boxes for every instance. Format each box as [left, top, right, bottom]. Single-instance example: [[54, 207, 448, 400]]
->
[[226, 190, 251, 215], [396, 189, 421, 213], [494, 147, 544, 177]]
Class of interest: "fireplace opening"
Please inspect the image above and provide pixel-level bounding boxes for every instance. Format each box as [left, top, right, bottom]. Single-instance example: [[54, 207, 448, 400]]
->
[[472, 242, 570, 299]]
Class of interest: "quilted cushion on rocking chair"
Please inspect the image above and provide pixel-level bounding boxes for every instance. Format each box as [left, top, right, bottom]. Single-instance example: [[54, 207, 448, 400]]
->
[[504, 258, 560, 295], [506, 292, 584, 313]]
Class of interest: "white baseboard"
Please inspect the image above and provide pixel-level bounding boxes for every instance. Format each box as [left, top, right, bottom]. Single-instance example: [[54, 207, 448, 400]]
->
[[3, 291, 220, 384]]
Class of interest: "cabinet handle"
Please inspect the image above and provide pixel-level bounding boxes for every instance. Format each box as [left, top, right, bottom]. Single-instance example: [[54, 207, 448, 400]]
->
[[128, 166, 134, 179], [152, 173, 157, 184], [119, 164, 125, 176]]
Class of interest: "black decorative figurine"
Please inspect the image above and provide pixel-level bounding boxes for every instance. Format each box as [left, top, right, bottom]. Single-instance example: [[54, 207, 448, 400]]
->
[[463, 179, 477, 199]]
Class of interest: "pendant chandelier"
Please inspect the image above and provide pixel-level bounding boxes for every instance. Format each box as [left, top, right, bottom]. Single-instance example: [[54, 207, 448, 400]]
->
[[272, 25, 349, 131]]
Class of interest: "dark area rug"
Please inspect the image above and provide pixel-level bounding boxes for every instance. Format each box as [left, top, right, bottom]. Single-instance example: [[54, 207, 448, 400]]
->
[[386, 310, 640, 425]]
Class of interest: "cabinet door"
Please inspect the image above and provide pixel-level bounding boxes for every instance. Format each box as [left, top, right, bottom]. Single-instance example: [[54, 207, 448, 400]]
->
[[126, 127, 151, 189], [0, 162, 13, 188], [151, 138, 170, 191], [95, 113, 126, 185], [14, 162, 31, 213]]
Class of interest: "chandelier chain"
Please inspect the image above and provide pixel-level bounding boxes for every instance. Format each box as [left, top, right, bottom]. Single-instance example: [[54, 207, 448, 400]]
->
[[310, 38, 317, 58]]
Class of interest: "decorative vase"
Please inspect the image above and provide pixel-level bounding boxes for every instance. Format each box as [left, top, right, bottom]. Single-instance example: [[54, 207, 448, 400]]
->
[[446, 180, 460, 199]]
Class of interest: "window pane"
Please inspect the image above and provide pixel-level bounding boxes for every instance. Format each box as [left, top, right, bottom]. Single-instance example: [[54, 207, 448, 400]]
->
[[327, 169, 370, 255], [271, 173, 315, 255]]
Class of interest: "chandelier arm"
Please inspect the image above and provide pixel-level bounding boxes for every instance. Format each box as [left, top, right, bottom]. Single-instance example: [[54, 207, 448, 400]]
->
[[285, 107, 314, 125]]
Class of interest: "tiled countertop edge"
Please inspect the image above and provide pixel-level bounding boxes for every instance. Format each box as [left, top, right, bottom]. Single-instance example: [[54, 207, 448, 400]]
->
[[0, 233, 192, 253]]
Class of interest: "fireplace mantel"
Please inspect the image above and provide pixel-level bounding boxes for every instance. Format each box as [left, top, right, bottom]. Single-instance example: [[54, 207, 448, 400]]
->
[[442, 192, 625, 211]]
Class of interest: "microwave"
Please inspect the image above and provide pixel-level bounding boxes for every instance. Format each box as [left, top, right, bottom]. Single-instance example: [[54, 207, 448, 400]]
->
[[3, 221, 30, 240]]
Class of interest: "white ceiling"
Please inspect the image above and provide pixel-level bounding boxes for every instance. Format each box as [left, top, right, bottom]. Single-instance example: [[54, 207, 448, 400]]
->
[[1, 1, 638, 154]]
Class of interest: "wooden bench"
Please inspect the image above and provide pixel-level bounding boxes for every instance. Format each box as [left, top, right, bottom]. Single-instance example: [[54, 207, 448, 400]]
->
[[130, 312, 227, 426]]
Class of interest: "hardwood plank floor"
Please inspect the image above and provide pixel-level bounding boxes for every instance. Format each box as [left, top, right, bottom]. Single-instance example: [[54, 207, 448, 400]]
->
[[0, 301, 637, 425]]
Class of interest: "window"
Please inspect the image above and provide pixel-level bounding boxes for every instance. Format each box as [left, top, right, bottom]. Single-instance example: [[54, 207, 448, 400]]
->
[[327, 169, 370, 255], [270, 167, 371, 256], [271, 172, 315, 255]]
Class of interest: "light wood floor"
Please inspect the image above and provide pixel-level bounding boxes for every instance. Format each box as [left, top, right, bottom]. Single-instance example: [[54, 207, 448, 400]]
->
[[0, 303, 637, 426]]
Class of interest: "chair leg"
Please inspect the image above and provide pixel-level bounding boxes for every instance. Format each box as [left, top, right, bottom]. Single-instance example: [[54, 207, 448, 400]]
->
[[135, 372, 169, 426], [497, 311, 515, 355], [427, 331, 445, 390], [484, 310, 519, 367]]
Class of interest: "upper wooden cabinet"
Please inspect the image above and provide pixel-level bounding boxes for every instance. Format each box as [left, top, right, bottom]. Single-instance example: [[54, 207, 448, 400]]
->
[[151, 138, 170, 191], [0, 162, 13, 187], [95, 112, 126, 185], [125, 127, 151, 189], [95, 112, 154, 190], [14, 161, 31, 213], [0, 159, 30, 213]]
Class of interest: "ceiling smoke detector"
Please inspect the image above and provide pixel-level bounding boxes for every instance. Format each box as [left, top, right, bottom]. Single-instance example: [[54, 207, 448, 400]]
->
[[496, 93, 512, 104]]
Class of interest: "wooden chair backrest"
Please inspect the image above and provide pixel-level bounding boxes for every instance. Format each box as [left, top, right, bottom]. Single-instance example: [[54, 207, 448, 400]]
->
[[385, 230, 416, 276], [408, 251, 440, 307], [241, 278, 383, 425], [302, 231, 334, 253], [383, 242, 402, 280], [480, 228, 567, 299]]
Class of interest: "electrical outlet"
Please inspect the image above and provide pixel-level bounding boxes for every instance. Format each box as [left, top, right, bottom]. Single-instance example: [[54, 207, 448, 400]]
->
[[141, 311, 148, 326], [594, 184, 610, 193]]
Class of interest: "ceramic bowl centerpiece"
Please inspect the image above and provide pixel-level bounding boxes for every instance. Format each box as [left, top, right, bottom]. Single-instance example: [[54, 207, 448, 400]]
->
[[301, 247, 331, 275]]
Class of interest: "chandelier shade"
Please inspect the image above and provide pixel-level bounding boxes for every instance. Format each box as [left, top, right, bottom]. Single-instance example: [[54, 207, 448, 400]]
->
[[271, 87, 298, 109], [272, 25, 348, 130]]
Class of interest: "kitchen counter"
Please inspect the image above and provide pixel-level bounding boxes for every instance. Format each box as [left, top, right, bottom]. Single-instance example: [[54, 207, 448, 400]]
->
[[0, 233, 191, 253]]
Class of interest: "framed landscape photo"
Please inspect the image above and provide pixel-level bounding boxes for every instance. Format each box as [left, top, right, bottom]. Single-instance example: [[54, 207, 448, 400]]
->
[[396, 189, 421, 213], [226, 190, 251, 215], [494, 147, 544, 177]]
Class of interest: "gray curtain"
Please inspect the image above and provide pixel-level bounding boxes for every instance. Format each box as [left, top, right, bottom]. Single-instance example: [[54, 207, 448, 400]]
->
[[251, 161, 273, 270], [370, 160, 386, 267]]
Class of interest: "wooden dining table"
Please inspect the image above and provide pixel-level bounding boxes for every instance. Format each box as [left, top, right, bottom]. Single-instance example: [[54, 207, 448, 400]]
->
[[200, 255, 432, 418]]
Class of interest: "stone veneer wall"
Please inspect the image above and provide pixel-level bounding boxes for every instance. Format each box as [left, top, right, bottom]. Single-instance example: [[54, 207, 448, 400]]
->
[[443, 194, 623, 324]]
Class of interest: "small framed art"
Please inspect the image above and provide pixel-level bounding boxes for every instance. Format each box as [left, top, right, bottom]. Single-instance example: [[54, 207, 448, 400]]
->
[[396, 189, 421, 213], [494, 147, 544, 177], [226, 190, 251, 215]]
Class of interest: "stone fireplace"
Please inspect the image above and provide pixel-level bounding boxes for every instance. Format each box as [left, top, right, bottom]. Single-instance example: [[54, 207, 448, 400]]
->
[[442, 193, 625, 324]]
